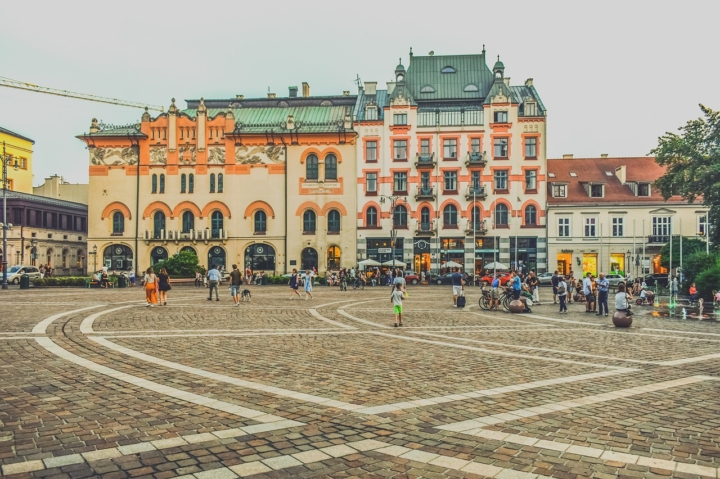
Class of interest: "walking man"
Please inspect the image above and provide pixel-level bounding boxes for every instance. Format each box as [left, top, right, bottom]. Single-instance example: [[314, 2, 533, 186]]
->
[[207, 265, 221, 301], [583, 273, 595, 313], [229, 264, 242, 306], [551, 271, 560, 304], [596, 272, 609, 316], [511, 271, 522, 301], [451, 268, 464, 307], [528, 270, 540, 305]]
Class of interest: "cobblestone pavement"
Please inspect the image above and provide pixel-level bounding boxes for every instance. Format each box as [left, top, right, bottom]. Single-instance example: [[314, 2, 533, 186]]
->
[[2, 284, 720, 479]]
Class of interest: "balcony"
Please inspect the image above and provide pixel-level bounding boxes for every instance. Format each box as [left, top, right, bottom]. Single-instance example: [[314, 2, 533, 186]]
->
[[465, 185, 487, 201], [414, 152, 436, 169], [648, 235, 670, 244], [145, 229, 227, 244], [465, 220, 488, 236], [415, 220, 435, 236], [465, 151, 487, 167], [415, 185, 437, 201]]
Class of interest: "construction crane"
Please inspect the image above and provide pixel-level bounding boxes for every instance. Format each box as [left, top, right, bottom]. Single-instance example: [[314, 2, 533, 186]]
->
[[0, 75, 165, 112]]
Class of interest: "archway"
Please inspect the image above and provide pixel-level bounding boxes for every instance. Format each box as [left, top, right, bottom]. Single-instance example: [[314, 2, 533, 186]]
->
[[180, 246, 197, 256], [208, 246, 227, 270], [150, 246, 168, 265], [301, 247, 318, 271], [244, 244, 276, 273], [103, 244, 133, 271], [327, 245, 341, 270]]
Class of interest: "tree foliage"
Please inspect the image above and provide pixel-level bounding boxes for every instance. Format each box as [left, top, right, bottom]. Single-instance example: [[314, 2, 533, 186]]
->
[[152, 250, 202, 277], [651, 104, 720, 244], [659, 237, 708, 269]]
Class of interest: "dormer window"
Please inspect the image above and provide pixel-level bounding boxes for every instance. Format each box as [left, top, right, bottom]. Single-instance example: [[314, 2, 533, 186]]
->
[[590, 184, 604, 198], [441, 66, 456, 73], [365, 106, 378, 120], [494, 111, 508, 123], [637, 183, 650, 197], [420, 85, 435, 93], [464, 84, 479, 92], [524, 102, 537, 116], [552, 184, 567, 198]]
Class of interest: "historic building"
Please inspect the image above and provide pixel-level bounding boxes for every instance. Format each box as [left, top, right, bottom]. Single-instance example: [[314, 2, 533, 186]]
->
[[34, 175, 89, 205], [546, 156, 709, 278], [0, 191, 88, 276], [353, 50, 548, 275], [78, 86, 357, 274], [0, 126, 34, 193]]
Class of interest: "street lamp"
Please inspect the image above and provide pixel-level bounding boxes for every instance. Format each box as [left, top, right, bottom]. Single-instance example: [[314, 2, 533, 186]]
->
[[93, 245, 98, 273], [379, 194, 406, 273], [1, 141, 19, 290], [625, 250, 631, 279], [31, 239, 38, 267]]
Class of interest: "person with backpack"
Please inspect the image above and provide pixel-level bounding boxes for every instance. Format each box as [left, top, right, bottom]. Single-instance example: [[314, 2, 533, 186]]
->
[[557, 275, 568, 314]]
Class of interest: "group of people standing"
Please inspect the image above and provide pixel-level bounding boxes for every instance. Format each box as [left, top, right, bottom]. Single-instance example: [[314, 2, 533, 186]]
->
[[141, 267, 171, 306]]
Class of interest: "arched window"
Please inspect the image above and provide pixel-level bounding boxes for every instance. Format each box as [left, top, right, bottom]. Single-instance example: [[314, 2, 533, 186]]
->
[[76, 249, 84, 269], [327, 245, 341, 270], [159, 174, 165, 194], [210, 173, 216, 193], [366, 206, 377, 227], [472, 206, 481, 229], [62, 248, 69, 268], [112, 211, 124, 234], [46, 248, 54, 267], [420, 207, 430, 228], [188, 174, 194, 193], [325, 154, 337, 180], [181, 174, 187, 193], [254, 210, 267, 234], [151, 174, 157, 194], [525, 205, 537, 225], [306, 154, 319, 181], [327, 210, 340, 233], [443, 204, 458, 227], [218, 173, 224, 193], [393, 205, 408, 227], [303, 210, 316, 233], [153, 211, 166, 238], [495, 204, 509, 226], [211, 211, 223, 238], [182, 211, 194, 233]]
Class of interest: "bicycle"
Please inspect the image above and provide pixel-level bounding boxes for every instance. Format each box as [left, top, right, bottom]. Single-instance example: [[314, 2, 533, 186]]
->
[[352, 277, 365, 290], [339, 278, 347, 291]]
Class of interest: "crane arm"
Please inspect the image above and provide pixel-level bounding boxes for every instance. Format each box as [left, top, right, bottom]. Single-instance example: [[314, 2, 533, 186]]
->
[[0, 76, 165, 112]]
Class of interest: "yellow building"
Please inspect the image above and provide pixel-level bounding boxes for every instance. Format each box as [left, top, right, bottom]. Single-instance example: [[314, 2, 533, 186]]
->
[[0, 126, 34, 193]]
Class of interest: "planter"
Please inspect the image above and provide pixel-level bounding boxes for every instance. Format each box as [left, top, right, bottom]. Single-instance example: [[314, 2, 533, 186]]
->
[[612, 311, 633, 327]]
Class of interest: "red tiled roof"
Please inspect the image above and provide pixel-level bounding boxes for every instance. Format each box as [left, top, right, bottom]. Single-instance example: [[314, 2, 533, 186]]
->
[[547, 157, 688, 205]]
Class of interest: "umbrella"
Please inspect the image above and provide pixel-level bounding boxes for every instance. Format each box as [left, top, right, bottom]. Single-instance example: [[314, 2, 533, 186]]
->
[[444, 260, 464, 268], [358, 259, 381, 266], [382, 260, 406, 268], [484, 262, 509, 270]]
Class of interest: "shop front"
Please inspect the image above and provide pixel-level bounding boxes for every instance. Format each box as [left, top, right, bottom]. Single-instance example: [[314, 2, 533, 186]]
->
[[413, 238, 430, 274], [582, 253, 598, 277], [609, 252, 627, 276], [440, 238, 464, 272], [366, 238, 404, 264], [556, 250, 573, 276], [509, 237, 538, 273], [474, 237, 499, 275]]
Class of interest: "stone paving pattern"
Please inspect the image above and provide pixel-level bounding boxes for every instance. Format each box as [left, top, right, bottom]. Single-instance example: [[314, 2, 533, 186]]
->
[[1, 285, 720, 478]]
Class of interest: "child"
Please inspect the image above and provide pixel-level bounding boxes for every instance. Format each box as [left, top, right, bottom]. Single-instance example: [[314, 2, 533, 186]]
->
[[713, 290, 719, 307], [391, 282, 406, 327]]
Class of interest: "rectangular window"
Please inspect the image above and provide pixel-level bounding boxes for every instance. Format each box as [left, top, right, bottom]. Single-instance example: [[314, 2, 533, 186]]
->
[[493, 138, 508, 158], [366, 173, 377, 193], [366, 107, 377, 120], [552, 184, 566, 198], [584, 217, 597, 237], [699, 215, 707, 236], [393, 172, 407, 193], [525, 103, 537, 116], [652, 216, 671, 236], [612, 217, 624, 237], [525, 170, 537, 190], [443, 171, 457, 191], [366, 141, 377, 162], [420, 139, 430, 155], [494, 170, 508, 190], [393, 140, 407, 160], [471, 171, 480, 189], [525, 138, 537, 158], [590, 184, 603, 197], [637, 183, 650, 196], [558, 217, 570, 238], [393, 113, 407, 125], [443, 139, 457, 159], [470, 138, 480, 153], [493, 111, 508, 123]]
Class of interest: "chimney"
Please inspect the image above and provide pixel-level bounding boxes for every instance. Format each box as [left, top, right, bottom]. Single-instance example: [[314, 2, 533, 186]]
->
[[235, 94, 244, 100], [344, 114, 352, 130], [600, 153, 608, 158], [267, 93, 276, 99], [364, 81, 377, 95], [563, 154, 573, 159], [503, 77, 511, 87], [302, 82, 310, 98], [615, 165, 627, 185], [386, 81, 396, 95], [525, 78, 533, 87], [289, 86, 298, 97]]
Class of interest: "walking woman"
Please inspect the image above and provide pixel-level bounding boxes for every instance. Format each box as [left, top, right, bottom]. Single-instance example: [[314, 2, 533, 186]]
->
[[142, 267, 158, 307], [304, 269, 314, 300], [289, 268, 301, 300], [157, 267, 171, 306]]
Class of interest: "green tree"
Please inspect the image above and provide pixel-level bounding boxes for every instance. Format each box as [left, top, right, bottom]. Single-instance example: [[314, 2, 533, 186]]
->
[[152, 250, 201, 277], [651, 104, 720, 244], [659, 237, 708, 269]]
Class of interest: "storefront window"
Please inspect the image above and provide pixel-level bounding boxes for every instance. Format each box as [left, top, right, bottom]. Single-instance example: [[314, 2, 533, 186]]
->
[[610, 253, 626, 275]]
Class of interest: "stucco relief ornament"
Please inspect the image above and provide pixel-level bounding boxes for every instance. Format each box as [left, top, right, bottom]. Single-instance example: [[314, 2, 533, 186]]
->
[[235, 145, 284, 164], [149, 147, 168, 165], [178, 145, 196, 164], [91, 147, 138, 166], [207, 147, 225, 164]]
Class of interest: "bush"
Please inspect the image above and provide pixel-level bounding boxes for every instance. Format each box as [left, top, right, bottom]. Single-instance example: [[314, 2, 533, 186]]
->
[[33, 276, 91, 287], [152, 251, 201, 277], [694, 264, 720, 300]]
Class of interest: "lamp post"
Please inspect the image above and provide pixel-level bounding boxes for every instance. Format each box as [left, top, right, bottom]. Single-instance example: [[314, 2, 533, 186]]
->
[[2, 142, 19, 290], [89, 244, 98, 274], [625, 250, 631, 279], [379, 194, 406, 273], [31, 239, 38, 267]]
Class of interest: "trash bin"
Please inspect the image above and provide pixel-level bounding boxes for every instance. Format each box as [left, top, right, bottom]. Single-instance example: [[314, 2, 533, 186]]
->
[[117, 275, 127, 288], [261, 275, 268, 286], [20, 274, 30, 289]]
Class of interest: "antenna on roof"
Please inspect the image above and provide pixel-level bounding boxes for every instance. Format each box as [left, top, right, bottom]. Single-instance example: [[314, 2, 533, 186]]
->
[[354, 74, 362, 89]]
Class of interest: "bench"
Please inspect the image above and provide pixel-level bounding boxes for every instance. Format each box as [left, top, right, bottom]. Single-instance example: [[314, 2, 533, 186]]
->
[[85, 279, 115, 289]]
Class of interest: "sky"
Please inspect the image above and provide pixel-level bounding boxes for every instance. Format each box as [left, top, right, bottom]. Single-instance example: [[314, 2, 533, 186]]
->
[[1, 0, 718, 185]]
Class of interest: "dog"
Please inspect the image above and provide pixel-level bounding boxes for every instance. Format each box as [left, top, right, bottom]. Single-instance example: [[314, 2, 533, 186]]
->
[[241, 289, 252, 302]]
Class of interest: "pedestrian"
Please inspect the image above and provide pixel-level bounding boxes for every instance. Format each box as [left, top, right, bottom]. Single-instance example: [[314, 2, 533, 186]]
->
[[391, 282, 406, 327], [195, 270, 202, 288], [129, 268, 136, 287], [596, 272, 609, 316], [289, 268, 301, 300], [528, 270, 540, 305], [615, 283, 633, 316], [557, 274, 568, 314], [229, 264, 242, 306], [157, 267, 171, 305], [393, 268, 406, 295], [142, 267, 158, 307], [207, 265, 221, 301], [451, 268, 464, 307], [511, 271, 522, 301], [100, 269, 109, 288], [670, 277, 679, 303], [583, 273, 595, 313], [245, 266, 252, 285], [304, 268, 314, 300], [551, 271, 560, 304], [689, 283, 697, 303], [491, 274, 501, 310]]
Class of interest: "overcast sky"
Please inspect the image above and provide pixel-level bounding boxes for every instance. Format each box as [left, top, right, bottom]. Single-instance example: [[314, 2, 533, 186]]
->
[[1, 0, 718, 185]]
